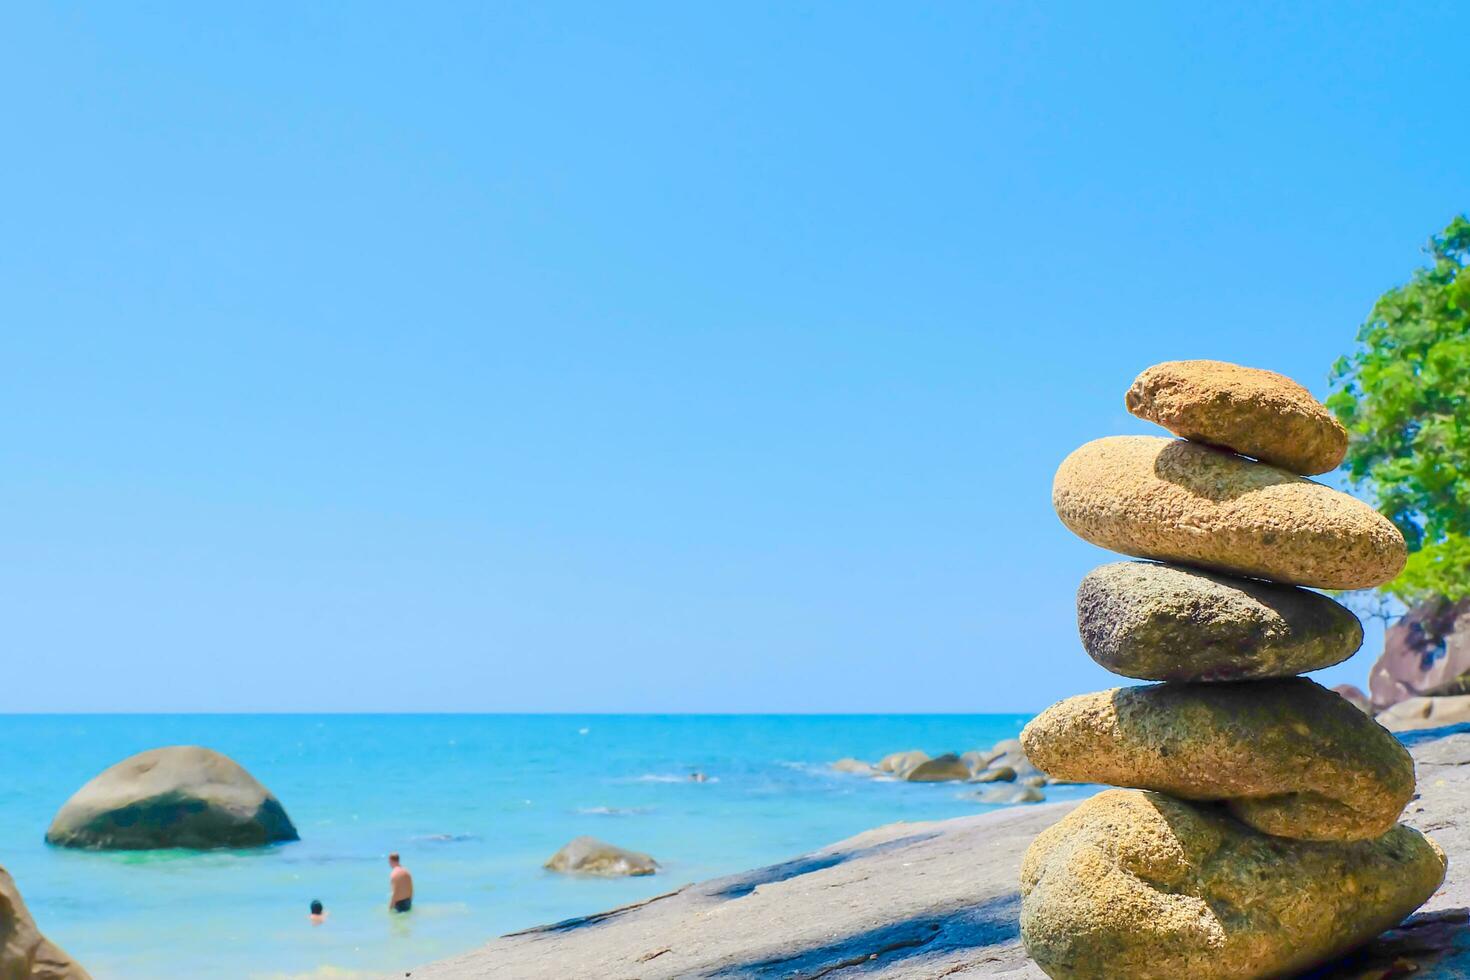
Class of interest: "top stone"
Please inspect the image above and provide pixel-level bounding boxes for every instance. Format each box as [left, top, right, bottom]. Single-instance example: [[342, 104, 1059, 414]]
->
[[1126, 359, 1348, 475]]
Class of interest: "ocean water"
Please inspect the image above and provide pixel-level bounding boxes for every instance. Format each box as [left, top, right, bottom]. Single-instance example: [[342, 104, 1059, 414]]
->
[[0, 714, 1093, 979]]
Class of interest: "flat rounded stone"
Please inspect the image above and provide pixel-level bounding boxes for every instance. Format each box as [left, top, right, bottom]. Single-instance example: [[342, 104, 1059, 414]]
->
[[1020, 678, 1415, 841], [1077, 561, 1363, 681], [1125, 359, 1347, 475], [1052, 436, 1406, 590], [1020, 789, 1445, 980]]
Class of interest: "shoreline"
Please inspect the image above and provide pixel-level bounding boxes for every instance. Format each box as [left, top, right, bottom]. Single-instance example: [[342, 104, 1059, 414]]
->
[[404, 723, 1470, 979]]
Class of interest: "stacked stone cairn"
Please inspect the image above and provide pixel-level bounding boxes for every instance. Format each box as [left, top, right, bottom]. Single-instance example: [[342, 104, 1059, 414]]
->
[[1018, 360, 1448, 979]]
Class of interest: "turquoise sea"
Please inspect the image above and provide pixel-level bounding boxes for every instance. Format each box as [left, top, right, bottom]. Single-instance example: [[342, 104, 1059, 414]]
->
[[0, 714, 1094, 978]]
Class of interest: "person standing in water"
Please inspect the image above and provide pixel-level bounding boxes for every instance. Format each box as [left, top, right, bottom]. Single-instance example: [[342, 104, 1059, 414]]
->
[[308, 899, 327, 924], [388, 853, 414, 913]]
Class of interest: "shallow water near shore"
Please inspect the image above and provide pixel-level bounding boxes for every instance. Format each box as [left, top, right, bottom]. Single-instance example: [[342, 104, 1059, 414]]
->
[[0, 714, 1094, 978]]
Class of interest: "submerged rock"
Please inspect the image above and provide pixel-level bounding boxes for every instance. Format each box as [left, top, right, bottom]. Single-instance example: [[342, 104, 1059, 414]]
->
[[1124, 359, 1347, 475], [903, 753, 970, 782], [1052, 436, 1406, 590], [1020, 679, 1415, 841], [545, 836, 658, 877], [1020, 789, 1445, 980], [1077, 561, 1362, 681], [875, 750, 928, 776], [0, 865, 91, 979], [830, 758, 876, 776], [46, 746, 298, 851], [976, 785, 1045, 805]]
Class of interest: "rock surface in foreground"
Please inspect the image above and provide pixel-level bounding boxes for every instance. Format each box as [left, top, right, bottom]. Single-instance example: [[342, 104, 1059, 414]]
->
[[1052, 436, 1406, 590], [1020, 679, 1414, 841], [1019, 789, 1445, 980], [1124, 359, 1348, 475], [1077, 561, 1362, 681], [0, 866, 91, 979], [545, 837, 658, 877], [401, 726, 1470, 980], [46, 746, 298, 851]]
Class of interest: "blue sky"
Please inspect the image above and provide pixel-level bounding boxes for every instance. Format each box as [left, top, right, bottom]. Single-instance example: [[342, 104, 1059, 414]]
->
[[1, 3, 1466, 711]]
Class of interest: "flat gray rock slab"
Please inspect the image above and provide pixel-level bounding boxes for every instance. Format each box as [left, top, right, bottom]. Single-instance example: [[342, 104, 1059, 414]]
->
[[404, 726, 1470, 979]]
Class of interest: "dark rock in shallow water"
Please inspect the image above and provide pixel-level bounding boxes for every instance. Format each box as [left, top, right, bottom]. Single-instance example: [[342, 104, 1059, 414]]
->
[[0, 865, 91, 978], [1077, 561, 1362, 682], [903, 753, 970, 782], [545, 837, 657, 877], [46, 746, 298, 850]]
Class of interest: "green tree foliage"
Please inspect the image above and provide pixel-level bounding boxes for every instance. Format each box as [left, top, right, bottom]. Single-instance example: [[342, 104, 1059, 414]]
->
[[1329, 216, 1470, 603]]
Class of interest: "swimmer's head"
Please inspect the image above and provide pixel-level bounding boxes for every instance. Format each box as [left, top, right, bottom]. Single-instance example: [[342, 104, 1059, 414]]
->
[[310, 900, 323, 915]]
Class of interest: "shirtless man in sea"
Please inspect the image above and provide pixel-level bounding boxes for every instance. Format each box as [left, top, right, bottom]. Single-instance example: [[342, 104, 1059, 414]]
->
[[388, 852, 414, 913]]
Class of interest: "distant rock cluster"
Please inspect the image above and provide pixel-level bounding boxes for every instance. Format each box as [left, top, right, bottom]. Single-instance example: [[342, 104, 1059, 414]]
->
[[832, 738, 1051, 805], [1019, 360, 1445, 979]]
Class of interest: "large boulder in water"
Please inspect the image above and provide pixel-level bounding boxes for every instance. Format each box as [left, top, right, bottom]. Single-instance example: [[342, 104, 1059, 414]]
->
[[546, 837, 658, 877], [1020, 789, 1445, 979], [0, 866, 90, 978], [902, 753, 970, 782], [46, 746, 298, 850]]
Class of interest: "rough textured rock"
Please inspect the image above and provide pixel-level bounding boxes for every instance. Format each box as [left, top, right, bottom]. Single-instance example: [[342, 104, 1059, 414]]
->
[[1077, 561, 1362, 681], [1051, 436, 1406, 590], [904, 753, 971, 782], [1019, 789, 1444, 980], [1020, 679, 1414, 841], [0, 866, 91, 979], [545, 837, 658, 877], [1378, 694, 1470, 733], [1124, 359, 1348, 475], [405, 726, 1470, 980], [46, 746, 298, 851], [876, 750, 929, 775], [1370, 597, 1470, 709]]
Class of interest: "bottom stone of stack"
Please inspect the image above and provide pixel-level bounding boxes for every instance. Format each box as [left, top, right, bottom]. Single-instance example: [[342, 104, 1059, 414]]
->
[[1020, 789, 1445, 980]]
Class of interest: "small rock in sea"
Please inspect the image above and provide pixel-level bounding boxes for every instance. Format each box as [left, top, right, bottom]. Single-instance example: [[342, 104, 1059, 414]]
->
[[46, 746, 298, 851], [1053, 436, 1406, 590], [875, 750, 929, 776], [903, 753, 971, 782], [831, 758, 876, 776], [545, 836, 658, 877], [1124, 359, 1348, 475], [1021, 678, 1415, 841], [0, 865, 90, 978], [1021, 789, 1445, 980], [977, 785, 1044, 805], [969, 765, 1016, 784], [1078, 561, 1363, 682], [1020, 775, 1046, 789]]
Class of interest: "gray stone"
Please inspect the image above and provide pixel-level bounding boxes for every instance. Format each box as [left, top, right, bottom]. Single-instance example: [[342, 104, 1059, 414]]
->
[[46, 746, 298, 851], [875, 750, 929, 775], [970, 766, 1017, 784], [1077, 561, 1362, 682], [831, 758, 877, 776], [1377, 694, 1470, 733]]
